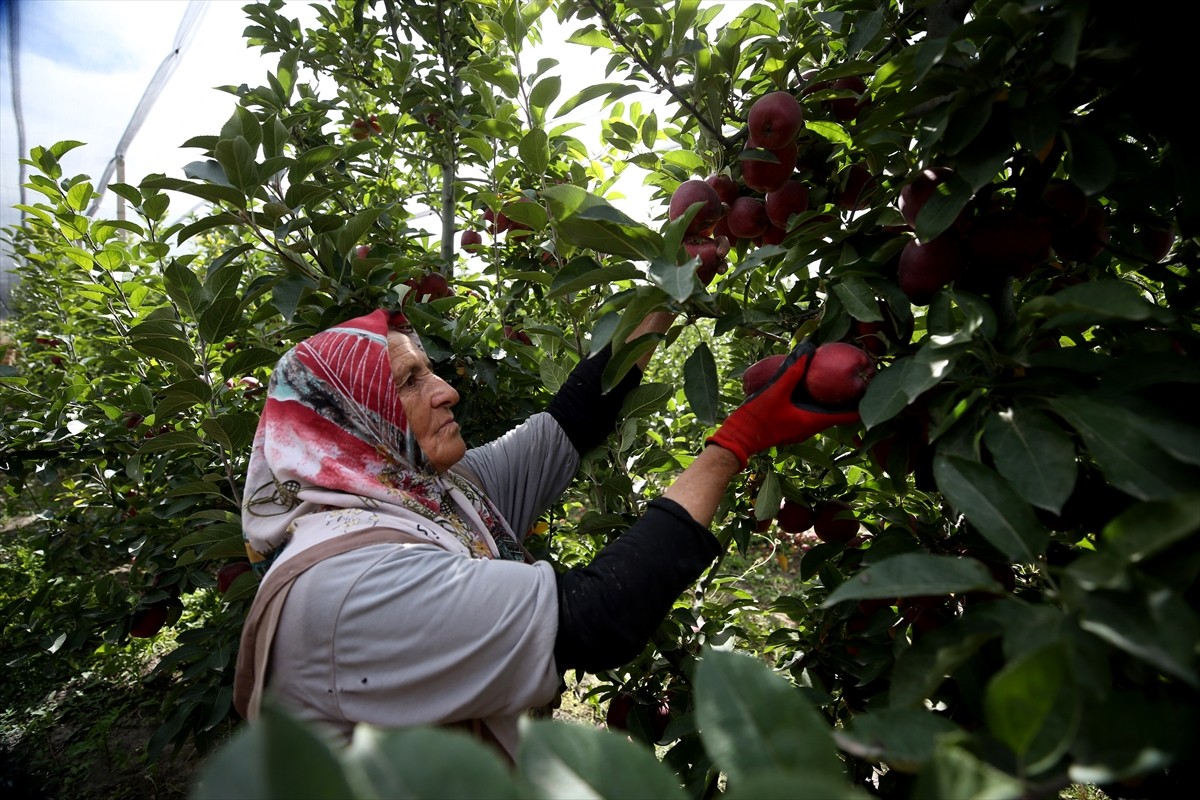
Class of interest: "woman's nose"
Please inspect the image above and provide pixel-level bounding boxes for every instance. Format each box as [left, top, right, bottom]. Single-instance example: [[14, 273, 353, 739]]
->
[[429, 374, 459, 408]]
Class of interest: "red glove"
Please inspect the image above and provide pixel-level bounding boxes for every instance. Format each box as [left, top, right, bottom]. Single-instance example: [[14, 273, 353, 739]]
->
[[706, 341, 862, 469]]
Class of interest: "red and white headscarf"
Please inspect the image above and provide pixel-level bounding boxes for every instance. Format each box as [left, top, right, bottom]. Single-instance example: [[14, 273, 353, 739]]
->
[[241, 309, 523, 571]]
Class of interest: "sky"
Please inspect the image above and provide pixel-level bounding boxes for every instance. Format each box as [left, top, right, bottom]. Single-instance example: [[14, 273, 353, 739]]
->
[[0, 0, 683, 317]]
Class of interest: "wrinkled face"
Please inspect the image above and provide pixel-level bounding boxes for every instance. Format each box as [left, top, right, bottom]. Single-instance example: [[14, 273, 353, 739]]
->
[[387, 330, 465, 473]]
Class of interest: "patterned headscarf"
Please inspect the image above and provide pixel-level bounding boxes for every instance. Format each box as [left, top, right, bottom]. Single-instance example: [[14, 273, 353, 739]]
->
[[241, 309, 524, 571]]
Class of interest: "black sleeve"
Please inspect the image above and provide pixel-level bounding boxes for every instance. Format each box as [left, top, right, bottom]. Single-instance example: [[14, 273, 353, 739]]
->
[[545, 344, 644, 454], [553, 497, 722, 672]]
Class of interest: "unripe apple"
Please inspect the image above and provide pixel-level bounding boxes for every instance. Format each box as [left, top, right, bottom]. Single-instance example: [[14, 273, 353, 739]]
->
[[803, 342, 875, 407], [726, 196, 770, 240], [897, 235, 965, 305], [765, 179, 810, 230], [741, 140, 798, 194], [747, 91, 805, 150], [777, 500, 815, 533], [742, 353, 788, 397], [812, 499, 858, 544], [669, 179, 726, 236], [899, 167, 956, 229]]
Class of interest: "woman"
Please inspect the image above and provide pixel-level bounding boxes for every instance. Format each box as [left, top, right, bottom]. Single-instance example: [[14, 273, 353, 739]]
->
[[233, 307, 857, 759]]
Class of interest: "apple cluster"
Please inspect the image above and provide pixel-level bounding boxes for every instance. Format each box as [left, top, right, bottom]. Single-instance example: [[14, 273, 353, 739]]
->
[[349, 114, 383, 141], [666, 76, 877, 282]]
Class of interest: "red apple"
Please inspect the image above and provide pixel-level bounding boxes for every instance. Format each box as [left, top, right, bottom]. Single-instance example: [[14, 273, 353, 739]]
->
[[758, 224, 787, 246], [1138, 222, 1177, 263], [741, 140, 798, 194], [407, 272, 453, 302], [503, 325, 532, 346], [354, 244, 371, 259], [827, 76, 869, 122], [835, 163, 879, 211], [966, 210, 1051, 278], [803, 342, 875, 407], [899, 167, 956, 229], [897, 235, 965, 305], [683, 235, 730, 283], [726, 196, 770, 240], [1038, 180, 1087, 227], [460, 229, 483, 252], [777, 500, 815, 534], [742, 354, 787, 397], [849, 313, 912, 356], [368, 114, 382, 135], [765, 179, 810, 230], [747, 91, 805, 150], [669, 179, 726, 236], [129, 602, 170, 638], [349, 118, 371, 140], [812, 499, 858, 544], [606, 694, 634, 730], [705, 173, 739, 205], [217, 561, 253, 594]]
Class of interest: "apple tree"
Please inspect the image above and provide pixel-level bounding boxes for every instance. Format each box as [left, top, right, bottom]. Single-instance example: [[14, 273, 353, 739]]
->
[[3, 0, 1198, 797]]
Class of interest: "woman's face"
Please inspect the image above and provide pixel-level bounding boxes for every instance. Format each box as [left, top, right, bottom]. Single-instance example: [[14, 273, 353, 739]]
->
[[386, 330, 466, 473]]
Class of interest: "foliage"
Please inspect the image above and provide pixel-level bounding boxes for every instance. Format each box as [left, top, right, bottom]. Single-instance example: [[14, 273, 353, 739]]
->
[[2, 0, 1198, 798]]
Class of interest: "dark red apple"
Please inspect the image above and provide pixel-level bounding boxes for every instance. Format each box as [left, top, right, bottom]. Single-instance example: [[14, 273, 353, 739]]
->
[[899, 167, 956, 229], [742, 353, 787, 397], [217, 562, 253, 594], [765, 179, 810, 230], [503, 325, 533, 346], [835, 163, 878, 211], [741, 140, 798, 194], [803, 342, 875, 407], [606, 694, 634, 730], [669, 179, 726, 236], [827, 76, 869, 122], [812, 499, 858, 544], [747, 91, 805, 150], [129, 602, 170, 638], [354, 244, 371, 259], [777, 500, 815, 534], [726, 196, 770, 240], [407, 272, 453, 301], [897, 235, 965, 305], [967, 210, 1052, 278], [349, 118, 371, 140], [758, 224, 787, 246], [684, 235, 731, 283], [460, 230, 483, 252], [705, 173, 739, 205]]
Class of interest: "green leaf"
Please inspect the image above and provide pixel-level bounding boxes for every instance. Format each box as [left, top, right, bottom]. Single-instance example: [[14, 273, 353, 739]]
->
[[289, 145, 342, 183], [517, 718, 685, 800], [1047, 395, 1200, 501], [933, 454, 1048, 562], [1023, 279, 1171, 329], [139, 430, 204, 454], [199, 297, 244, 344], [182, 158, 234, 188], [555, 83, 640, 117], [1064, 126, 1116, 196], [191, 705, 357, 800], [695, 648, 846, 786], [823, 553, 1002, 607], [221, 106, 263, 153], [549, 260, 643, 299], [177, 212, 242, 245], [1080, 589, 1200, 688], [804, 120, 852, 147], [518, 129, 550, 176], [834, 708, 961, 771], [201, 412, 260, 455], [156, 379, 213, 419], [529, 76, 562, 115], [65, 181, 94, 212], [215, 136, 260, 194], [646, 255, 698, 303], [912, 741, 1024, 800], [335, 206, 387, 258], [620, 382, 673, 419], [684, 343, 719, 425], [343, 725, 517, 800], [222, 347, 283, 381], [984, 642, 1081, 768], [982, 407, 1077, 514], [831, 277, 881, 321], [913, 172, 973, 242], [164, 260, 210, 319], [1102, 492, 1200, 561], [543, 184, 662, 260], [726, 773, 871, 800], [132, 337, 197, 373]]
